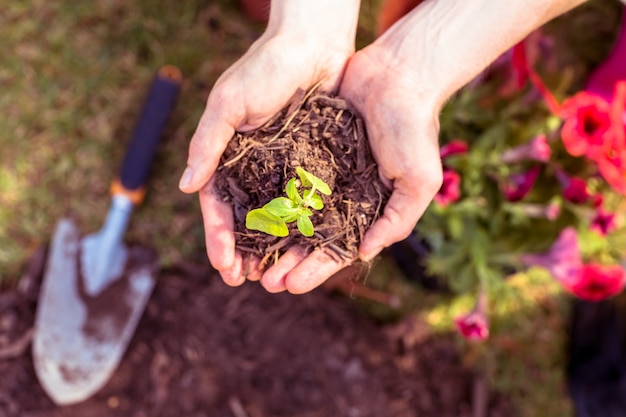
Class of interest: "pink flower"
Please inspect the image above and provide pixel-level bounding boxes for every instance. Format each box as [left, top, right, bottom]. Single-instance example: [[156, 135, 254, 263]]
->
[[454, 291, 489, 342], [563, 264, 626, 302], [434, 169, 461, 207], [440, 140, 469, 159], [501, 134, 551, 163], [501, 166, 541, 202], [555, 171, 591, 204], [591, 206, 617, 236], [517, 202, 561, 221], [520, 228, 625, 301], [519, 227, 582, 285]]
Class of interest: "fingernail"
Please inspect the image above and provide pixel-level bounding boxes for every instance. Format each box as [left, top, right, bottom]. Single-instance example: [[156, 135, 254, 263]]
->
[[179, 167, 194, 189]]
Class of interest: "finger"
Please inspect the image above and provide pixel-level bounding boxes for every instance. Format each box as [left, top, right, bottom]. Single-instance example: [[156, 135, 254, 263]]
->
[[243, 255, 263, 282], [284, 249, 350, 294], [260, 246, 308, 293], [199, 180, 244, 286], [220, 252, 245, 287], [359, 187, 434, 262], [179, 87, 241, 193]]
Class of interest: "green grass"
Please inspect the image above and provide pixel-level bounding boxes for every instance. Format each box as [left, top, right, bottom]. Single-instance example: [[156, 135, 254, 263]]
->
[[0, 0, 262, 281]]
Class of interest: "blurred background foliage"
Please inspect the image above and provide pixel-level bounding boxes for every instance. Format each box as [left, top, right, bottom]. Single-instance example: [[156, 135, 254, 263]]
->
[[0, 1, 622, 416]]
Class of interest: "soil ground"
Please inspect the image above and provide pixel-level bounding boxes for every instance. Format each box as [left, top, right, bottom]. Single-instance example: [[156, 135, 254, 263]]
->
[[0, 247, 516, 417]]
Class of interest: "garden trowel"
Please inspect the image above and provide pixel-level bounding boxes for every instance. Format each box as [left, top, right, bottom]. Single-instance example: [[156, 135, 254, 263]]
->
[[33, 65, 182, 405]]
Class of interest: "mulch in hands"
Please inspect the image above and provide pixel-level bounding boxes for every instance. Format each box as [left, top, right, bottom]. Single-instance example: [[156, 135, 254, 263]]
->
[[215, 86, 390, 269], [0, 248, 517, 417]]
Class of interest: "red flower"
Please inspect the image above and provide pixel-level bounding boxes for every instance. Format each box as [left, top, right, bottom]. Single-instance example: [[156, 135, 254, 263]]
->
[[595, 151, 626, 195], [434, 170, 461, 206], [510, 41, 530, 89], [592, 193, 604, 208], [563, 263, 626, 302], [440, 140, 469, 159], [585, 82, 626, 194], [454, 291, 489, 342], [501, 166, 541, 202], [559, 92, 612, 159], [591, 206, 617, 236], [559, 82, 626, 195]]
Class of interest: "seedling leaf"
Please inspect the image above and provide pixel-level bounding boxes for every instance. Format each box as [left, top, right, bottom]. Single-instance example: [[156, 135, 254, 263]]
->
[[246, 209, 289, 237], [296, 167, 331, 195], [285, 178, 302, 203], [297, 214, 314, 237], [263, 197, 299, 218], [303, 190, 324, 210]]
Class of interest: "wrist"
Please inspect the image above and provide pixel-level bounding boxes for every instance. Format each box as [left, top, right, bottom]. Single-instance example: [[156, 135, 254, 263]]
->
[[372, 0, 587, 103], [265, 0, 360, 52]]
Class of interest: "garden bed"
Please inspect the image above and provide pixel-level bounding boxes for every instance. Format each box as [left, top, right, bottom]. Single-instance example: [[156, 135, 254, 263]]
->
[[0, 248, 515, 417]]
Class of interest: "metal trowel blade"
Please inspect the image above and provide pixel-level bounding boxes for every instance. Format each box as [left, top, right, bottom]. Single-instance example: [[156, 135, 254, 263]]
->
[[33, 218, 157, 405]]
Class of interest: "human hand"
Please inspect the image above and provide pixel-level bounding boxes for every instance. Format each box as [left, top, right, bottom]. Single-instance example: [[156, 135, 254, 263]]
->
[[339, 0, 588, 262], [253, 38, 447, 294], [339, 45, 444, 263], [179, 0, 360, 291]]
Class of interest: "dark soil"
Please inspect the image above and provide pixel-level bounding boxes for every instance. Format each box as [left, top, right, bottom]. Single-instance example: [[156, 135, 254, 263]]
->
[[0, 247, 517, 417], [215, 87, 390, 268]]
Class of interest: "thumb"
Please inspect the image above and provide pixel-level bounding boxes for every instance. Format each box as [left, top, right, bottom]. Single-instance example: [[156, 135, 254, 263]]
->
[[358, 190, 423, 262], [359, 171, 442, 262], [179, 97, 239, 193]]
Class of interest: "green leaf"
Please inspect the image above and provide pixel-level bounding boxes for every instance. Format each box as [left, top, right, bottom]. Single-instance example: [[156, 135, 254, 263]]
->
[[296, 167, 332, 195], [447, 215, 464, 240], [285, 178, 302, 204], [303, 190, 324, 210], [297, 214, 314, 237], [246, 209, 289, 237], [263, 197, 299, 218], [448, 264, 476, 293]]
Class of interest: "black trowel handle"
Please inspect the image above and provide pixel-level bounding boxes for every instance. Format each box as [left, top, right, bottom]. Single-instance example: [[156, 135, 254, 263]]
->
[[112, 65, 182, 205]]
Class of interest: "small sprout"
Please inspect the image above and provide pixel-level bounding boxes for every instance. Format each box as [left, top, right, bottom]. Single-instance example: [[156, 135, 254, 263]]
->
[[245, 167, 331, 237]]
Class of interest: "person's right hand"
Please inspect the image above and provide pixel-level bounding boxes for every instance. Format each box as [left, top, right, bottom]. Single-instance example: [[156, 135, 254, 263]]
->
[[178, 0, 360, 290]]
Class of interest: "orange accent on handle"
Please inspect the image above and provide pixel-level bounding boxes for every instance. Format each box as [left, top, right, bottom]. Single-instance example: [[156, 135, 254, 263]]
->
[[110, 179, 146, 205], [158, 65, 183, 83]]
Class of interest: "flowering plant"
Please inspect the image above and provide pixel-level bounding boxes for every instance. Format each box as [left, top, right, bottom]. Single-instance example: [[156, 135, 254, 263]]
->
[[416, 32, 626, 341]]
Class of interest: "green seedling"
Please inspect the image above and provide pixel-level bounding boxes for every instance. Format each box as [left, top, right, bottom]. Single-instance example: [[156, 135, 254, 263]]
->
[[246, 167, 332, 237]]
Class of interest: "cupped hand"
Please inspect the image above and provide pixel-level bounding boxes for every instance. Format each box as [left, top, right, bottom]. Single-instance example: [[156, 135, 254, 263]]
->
[[339, 44, 444, 263], [179, 31, 354, 291], [258, 43, 447, 294]]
